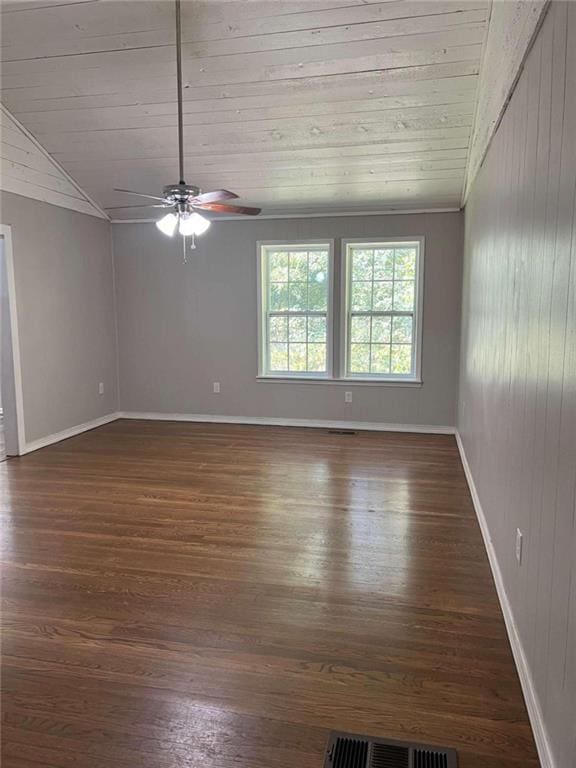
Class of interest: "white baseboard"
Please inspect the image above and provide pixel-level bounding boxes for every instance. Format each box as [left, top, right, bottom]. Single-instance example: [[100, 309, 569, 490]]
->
[[455, 432, 555, 768], [21, 412, 121, 455], [17, 410, 455, 454], [117, 411, 455, 435]]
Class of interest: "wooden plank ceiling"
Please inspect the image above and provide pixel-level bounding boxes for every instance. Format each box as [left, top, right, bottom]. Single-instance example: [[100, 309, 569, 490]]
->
[[0, 0, 490, 218]]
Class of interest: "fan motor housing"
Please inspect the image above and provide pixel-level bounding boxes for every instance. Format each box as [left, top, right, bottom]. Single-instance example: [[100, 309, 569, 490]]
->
[[163, 183, 200, 202]]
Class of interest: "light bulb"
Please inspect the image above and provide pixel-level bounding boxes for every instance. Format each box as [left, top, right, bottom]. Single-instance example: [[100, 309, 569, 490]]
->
[[179, 211, 211, 236], [155, 212, 178, 236]]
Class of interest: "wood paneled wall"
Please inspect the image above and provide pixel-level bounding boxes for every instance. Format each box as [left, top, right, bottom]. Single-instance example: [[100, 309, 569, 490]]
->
[[458, 3, 576, 766], [0, 105, 106, 218]]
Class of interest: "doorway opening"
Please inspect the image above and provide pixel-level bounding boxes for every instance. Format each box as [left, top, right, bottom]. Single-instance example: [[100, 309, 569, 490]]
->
[[0, 225, 25, 457]]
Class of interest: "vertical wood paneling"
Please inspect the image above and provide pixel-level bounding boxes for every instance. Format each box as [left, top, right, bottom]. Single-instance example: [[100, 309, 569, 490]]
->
[[458, 3, 576, 767], [464, 0, 548, 199]]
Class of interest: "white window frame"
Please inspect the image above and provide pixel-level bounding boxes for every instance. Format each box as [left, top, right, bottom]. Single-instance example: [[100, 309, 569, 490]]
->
[[340, 237, 424, 383], [257, 240, 335, 379]]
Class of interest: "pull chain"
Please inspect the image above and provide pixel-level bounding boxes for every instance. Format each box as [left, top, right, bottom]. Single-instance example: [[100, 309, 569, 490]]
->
[[181, 233, 196, 263]]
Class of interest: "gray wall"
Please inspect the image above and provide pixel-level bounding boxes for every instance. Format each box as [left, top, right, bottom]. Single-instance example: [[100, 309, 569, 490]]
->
[[458, 3, 576, 766], [113, 212, 462, 427], [0, 191, 118, 444]]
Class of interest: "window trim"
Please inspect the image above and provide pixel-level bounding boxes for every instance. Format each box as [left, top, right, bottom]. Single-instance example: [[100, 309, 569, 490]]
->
[[257, 240, 335, 380], [339, 237, 424, 383]]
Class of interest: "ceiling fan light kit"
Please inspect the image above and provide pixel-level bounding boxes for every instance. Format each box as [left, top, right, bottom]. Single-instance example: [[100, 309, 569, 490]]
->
[[177, 211, 211, 236], [111, 0, 260, 259]]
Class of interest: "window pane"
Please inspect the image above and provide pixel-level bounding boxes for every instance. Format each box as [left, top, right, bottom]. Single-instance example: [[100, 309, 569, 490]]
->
[[391, 315, 413, 343], [372, 281, 393, 311], [372, 316, 391, 343], [289, 343, 307, 371], [351, 281, 372, 311], [391, 344, 412, 374], [269, 343, 288, 371], [270, 282, 289, 311], [288, 316, 306, 341], [350, 343, 370, 373], [289, 283, 307, 311], [393, 281, 415, 311], [371, 344, 391, 374], [374, 249, 394, 280], [308, 316, 326, 342], [394, 248, 416, 279], [269, 252, 288, 282], [269, 316, 287, 342], [308, 343, 326, 372], [351, 249, 373, 281], [308, 282, 327, 311], [309, 251, 328, 285], [289, 251, 308, 282], [351, 315, 370, 342]]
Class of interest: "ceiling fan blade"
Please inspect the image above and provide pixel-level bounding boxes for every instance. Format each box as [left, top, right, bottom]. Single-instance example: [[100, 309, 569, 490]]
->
[[191, 189, 238, 205], [194, 202, 261, 216], [106, 204, 171, 210], [114, 188, 167, 202]]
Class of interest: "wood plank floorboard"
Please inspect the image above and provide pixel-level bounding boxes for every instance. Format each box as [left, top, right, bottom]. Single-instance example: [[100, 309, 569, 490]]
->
[[0, 420, 539, 767]]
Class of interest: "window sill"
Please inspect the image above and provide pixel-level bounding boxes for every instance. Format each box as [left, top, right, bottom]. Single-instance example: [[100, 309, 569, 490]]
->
[[256, 376, 423, 387]]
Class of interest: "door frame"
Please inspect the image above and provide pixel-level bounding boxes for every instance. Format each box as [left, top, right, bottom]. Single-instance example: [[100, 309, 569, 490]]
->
[[0, 224, 25, 454]]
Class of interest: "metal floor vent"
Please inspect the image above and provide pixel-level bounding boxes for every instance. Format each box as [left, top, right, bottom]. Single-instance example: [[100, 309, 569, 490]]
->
[[327, 429, 358, 435], [324, 732, 457, 768]]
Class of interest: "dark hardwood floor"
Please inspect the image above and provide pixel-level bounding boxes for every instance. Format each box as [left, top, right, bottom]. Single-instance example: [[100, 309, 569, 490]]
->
[[1, 420, 538, 767]]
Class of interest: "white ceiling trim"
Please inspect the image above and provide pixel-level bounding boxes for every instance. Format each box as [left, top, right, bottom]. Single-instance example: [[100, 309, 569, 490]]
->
[[0, 102, 109, 219], [463, 0, 549, 203], [111, 207, 461, 224]]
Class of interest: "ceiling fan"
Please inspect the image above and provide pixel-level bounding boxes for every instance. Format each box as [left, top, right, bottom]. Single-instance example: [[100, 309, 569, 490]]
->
[[107, 0, 261, 251]]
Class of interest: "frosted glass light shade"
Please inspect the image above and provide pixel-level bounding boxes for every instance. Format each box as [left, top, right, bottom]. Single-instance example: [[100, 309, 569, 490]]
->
[[155, 212, 178, 236], [179, 212, 211, 236]]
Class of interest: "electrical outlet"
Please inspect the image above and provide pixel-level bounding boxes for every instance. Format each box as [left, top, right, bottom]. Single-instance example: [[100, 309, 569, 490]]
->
[[98, 382, 104, 395], [213, 382, 221, 394], [344, 391, 353, 403], [516, 528, 523, 565]]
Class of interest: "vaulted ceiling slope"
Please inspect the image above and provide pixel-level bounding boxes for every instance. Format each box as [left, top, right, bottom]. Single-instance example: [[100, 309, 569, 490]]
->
[[1, 0, 492, 218]]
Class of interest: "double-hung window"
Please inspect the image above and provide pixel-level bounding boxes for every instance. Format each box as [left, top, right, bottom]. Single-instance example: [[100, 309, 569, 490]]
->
[[342, 240, 422, 380], [258, 242, 333, 377], [258, 238, 422, 383]]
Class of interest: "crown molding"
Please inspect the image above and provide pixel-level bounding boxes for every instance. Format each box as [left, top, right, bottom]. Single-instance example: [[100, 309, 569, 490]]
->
[[110, 207, 461, 224]]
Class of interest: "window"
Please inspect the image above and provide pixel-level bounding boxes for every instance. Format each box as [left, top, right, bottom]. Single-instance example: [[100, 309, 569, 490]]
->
[[258, 238, 422, 383], [258, 242, 333, 377], [342, 240, 422, 381]]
